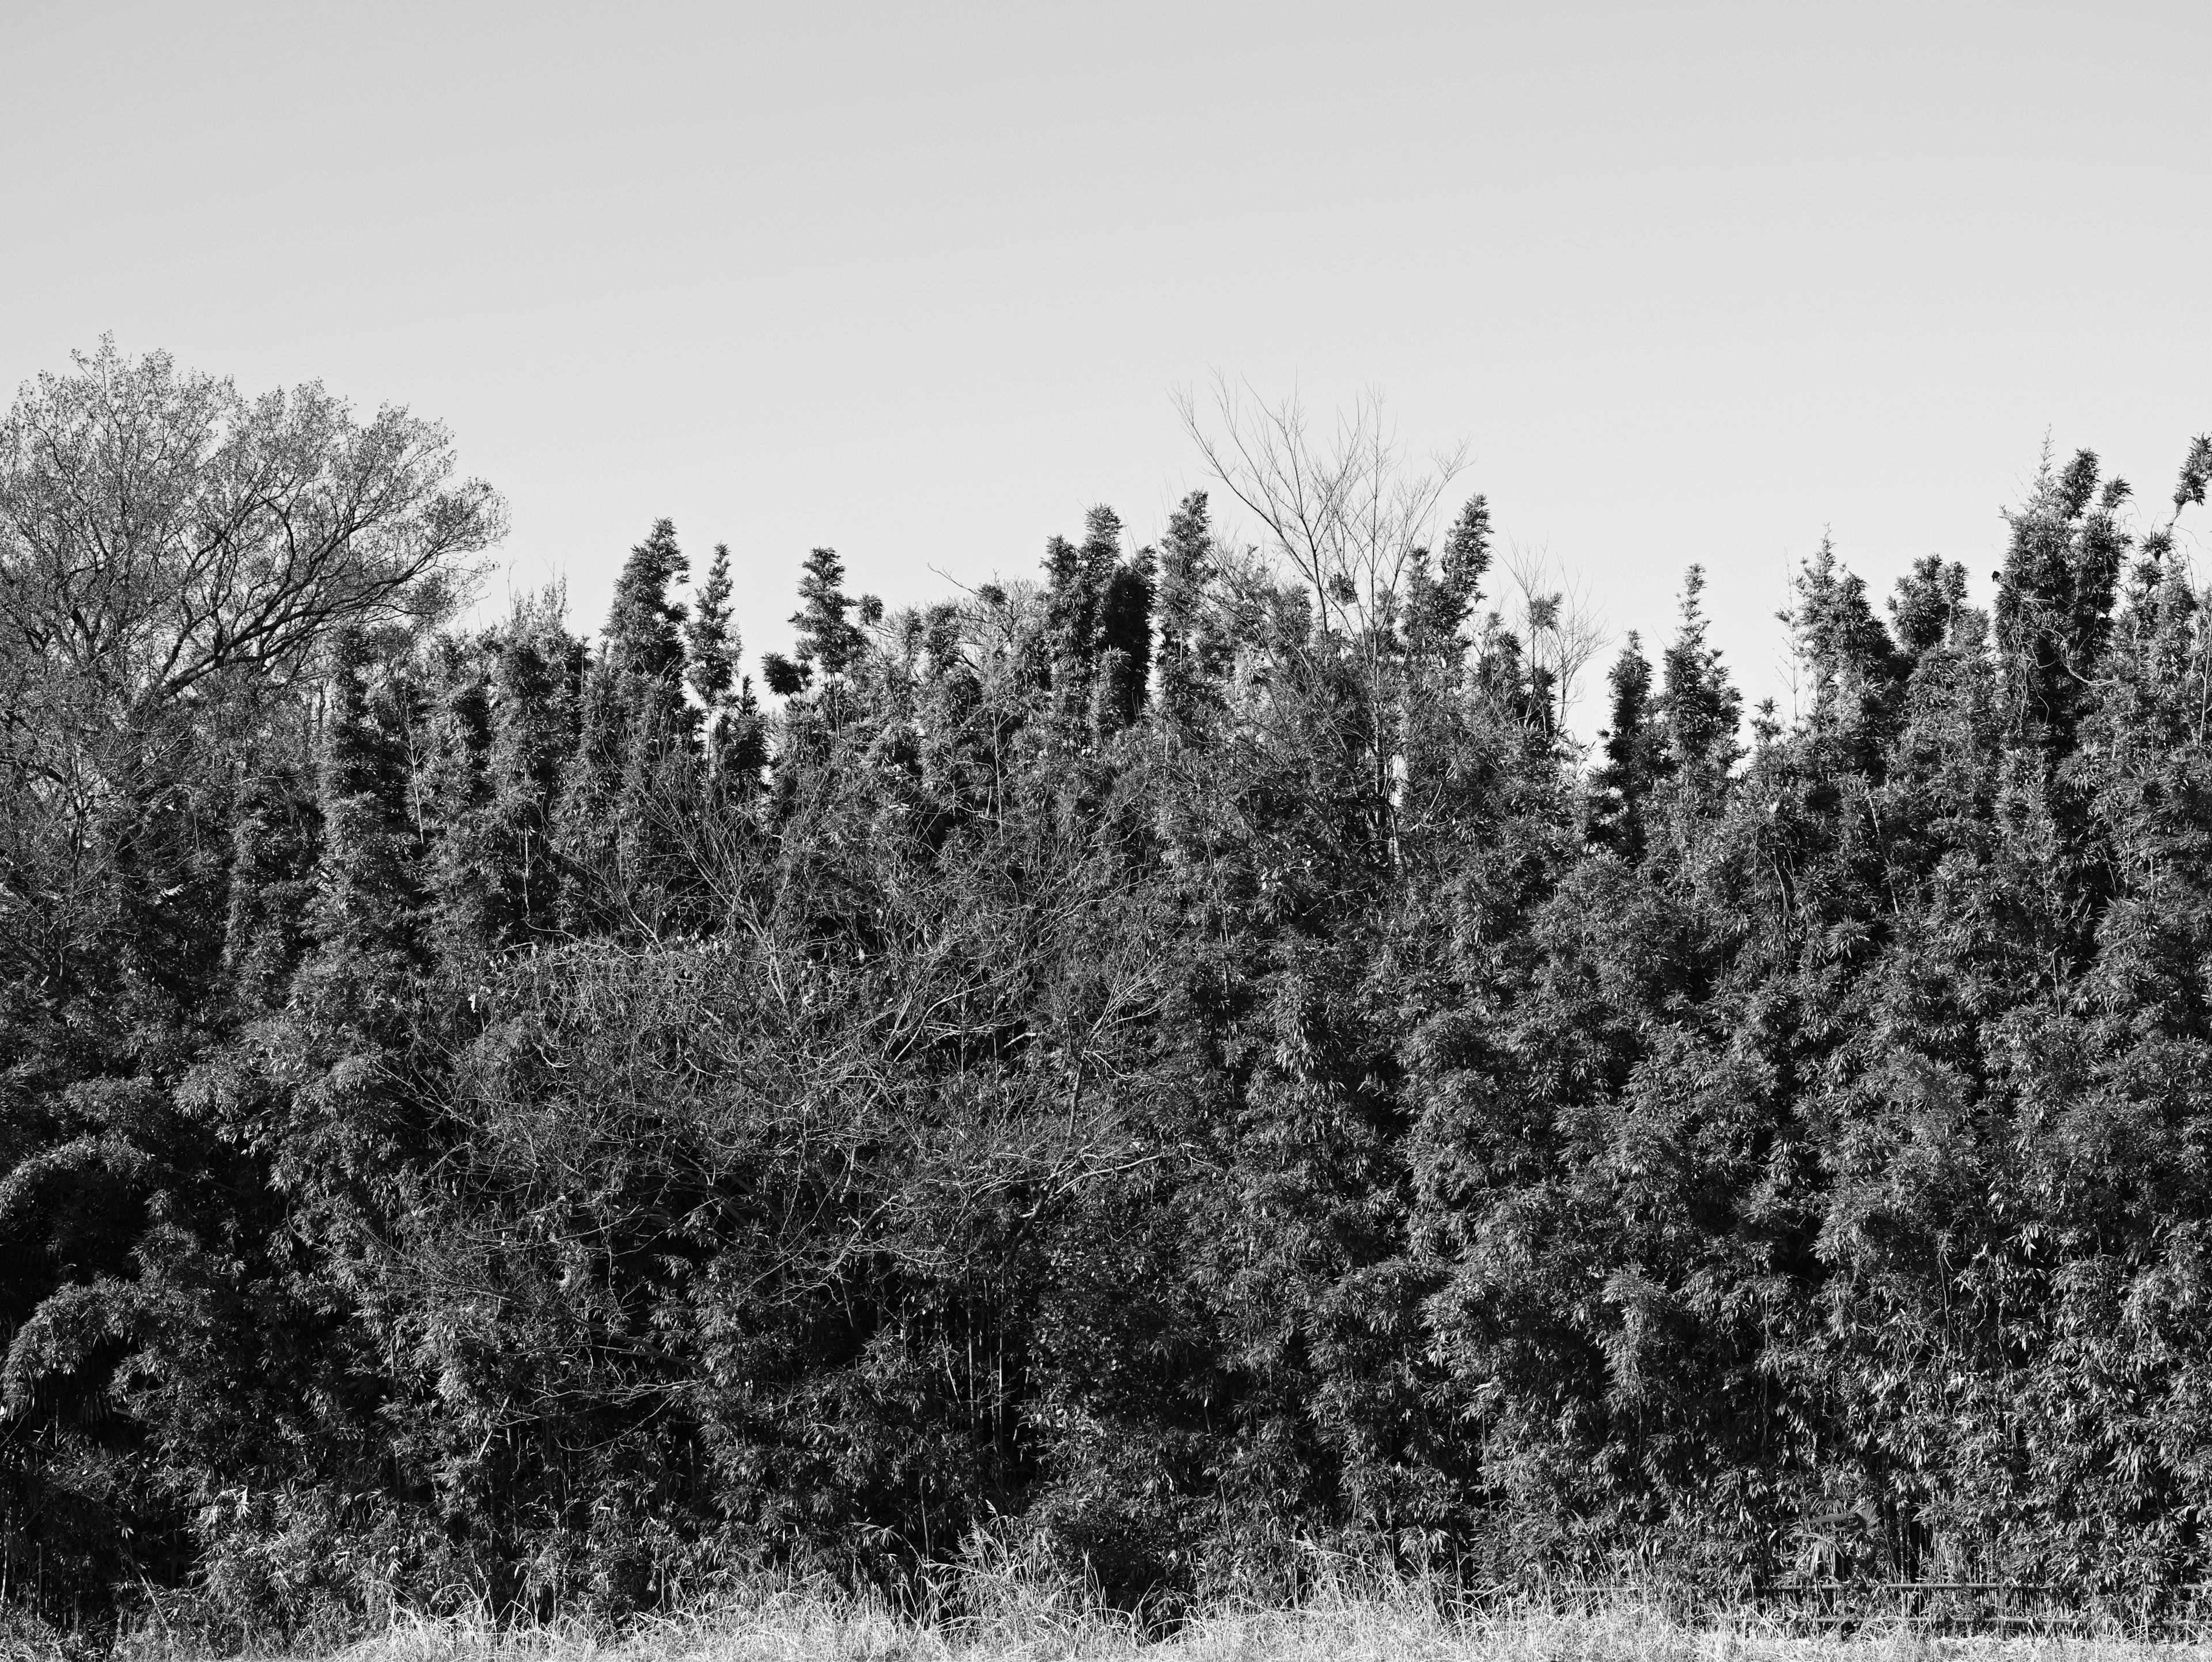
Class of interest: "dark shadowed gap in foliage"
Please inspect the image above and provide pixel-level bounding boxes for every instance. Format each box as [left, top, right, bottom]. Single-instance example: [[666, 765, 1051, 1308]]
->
[[10, 346, 2212, 1638]]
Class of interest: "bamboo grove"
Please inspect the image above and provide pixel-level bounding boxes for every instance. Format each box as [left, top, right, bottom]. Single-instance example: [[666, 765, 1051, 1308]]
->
[[9, 346, 2212, 1634]]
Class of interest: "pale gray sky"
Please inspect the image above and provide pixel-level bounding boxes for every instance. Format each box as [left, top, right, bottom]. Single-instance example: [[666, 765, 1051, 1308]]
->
[[7, 1, 2209, 721]]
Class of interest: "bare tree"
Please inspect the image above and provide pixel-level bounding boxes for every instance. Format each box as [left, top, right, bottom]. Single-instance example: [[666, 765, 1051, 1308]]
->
[[0, 340, 506, 981], [1176, 379, 1469, 836], [1498, 539, 1609, 739], [0, 339, 506, 774], [1176, 378, 1467, 638]]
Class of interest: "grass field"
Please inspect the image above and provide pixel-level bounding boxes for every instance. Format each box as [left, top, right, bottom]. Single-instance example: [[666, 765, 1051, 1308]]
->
[[65, 1548, 2212, 1662], [310, 1595, 2212, 1662]]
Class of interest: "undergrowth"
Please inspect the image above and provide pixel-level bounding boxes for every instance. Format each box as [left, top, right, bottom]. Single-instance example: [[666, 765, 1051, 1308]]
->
[[71, 1546, 2212, 1662]]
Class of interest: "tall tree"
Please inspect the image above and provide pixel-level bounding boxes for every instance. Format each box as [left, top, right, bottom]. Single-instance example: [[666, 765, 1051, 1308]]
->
[[685, 541, 740, 709], [1657, 566, 1743, 811], [1589, 633, 1658, 859], [603, 517, 690, 687]]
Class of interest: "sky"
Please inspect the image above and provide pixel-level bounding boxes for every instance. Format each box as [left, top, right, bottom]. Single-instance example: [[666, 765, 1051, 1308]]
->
[[5, 1, 2210, 724]]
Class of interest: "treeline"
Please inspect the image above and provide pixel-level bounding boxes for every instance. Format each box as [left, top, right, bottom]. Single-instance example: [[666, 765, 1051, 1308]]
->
[[8, 346, 2212, 1636]]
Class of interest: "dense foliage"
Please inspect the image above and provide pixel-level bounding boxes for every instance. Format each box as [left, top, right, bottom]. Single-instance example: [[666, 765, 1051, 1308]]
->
[[9, 346, 2212, 1634]]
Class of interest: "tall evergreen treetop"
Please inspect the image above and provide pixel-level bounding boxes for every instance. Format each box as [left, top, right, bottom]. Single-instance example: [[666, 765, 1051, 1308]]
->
[[685, 542, 742, 709], [1037, 506, 1133, 731], [1047, 511, 1120, 665], [421, 641, 501, 963], [1080, 503, 1124, 595], [1890, 555, 1971, 661], [1590, 631, 1660, 858], [1994, 449, 2132, 758], [1435, 493, 1494, 636], [310, 627, 416, 961], [604, 517, 690, 684], [488, 594, 578, 939], [1154, 491, 1218, 730], [1658, 565, 1743, 789], [791, 545, 865, 678], [1096, 543, 1156, 736], [1791, 537, 1905, 770]]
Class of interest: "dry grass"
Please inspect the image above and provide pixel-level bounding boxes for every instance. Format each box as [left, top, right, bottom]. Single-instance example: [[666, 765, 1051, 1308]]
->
[[302, 1589, 2212, 1662], [94, 1545, 2212, 1662]]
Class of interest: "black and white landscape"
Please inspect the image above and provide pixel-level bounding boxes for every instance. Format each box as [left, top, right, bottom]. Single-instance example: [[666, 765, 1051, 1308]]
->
[[6, 6, 2212, 1654]]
